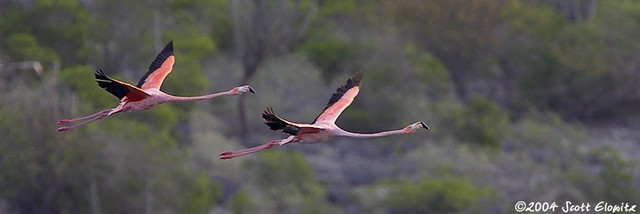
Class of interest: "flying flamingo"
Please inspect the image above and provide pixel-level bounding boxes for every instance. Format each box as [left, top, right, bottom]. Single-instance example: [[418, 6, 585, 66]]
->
[[57, 41, 255, 132], [219, 72, 428, 159]]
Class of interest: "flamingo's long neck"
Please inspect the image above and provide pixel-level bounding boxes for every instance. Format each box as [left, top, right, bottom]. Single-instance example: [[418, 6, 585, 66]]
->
[[337, 129, 406, 138], [165, 90, 235, 102]]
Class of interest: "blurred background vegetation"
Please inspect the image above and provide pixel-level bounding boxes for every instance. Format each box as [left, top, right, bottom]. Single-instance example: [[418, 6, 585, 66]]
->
[[1, 0, 639, 213]]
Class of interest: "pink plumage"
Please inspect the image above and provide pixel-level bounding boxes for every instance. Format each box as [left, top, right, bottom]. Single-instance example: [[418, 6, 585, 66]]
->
[[219, 72, 428, 159], [57, 41, 255, 132]]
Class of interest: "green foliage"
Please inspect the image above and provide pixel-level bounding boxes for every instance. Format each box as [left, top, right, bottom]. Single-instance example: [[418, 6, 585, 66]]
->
[[191, 0, 232, 51], [35, 0, 94, 62], [162, 10, 217, 105], [434, 97, 509, 148], [186, 173, 222, 214], [315, 0, 377, 26], [501, 0, 564, 38], [588, 146, 636, 203], [385, 178, 492, 213], [49, 65, 212, 214], [517, 22, 615, 118], [143, 104, 180, 132], [179, 35, 217, 60], [404, 43, 450, 98], [5, 33, 60, 66], [0, 0, 94, 65], [338, 102, 400, 134], [254, 152, 315, 188], [230, 191, 253, 214], [463, 97, 509, 148], [3, 1, 640, 213], [297, 33, 358, 83], [251, 151, 332, 213], [0, 84, 101, 213], [567, 145, 638, 204], [160, 36, 214, 113], [295, 0, 377, 83], [161, 58, 210, 112], [317, 0, 359, 18], [60, 65, 115, 109], [387, 0, 506, 100], [502, 0, 640, 119]]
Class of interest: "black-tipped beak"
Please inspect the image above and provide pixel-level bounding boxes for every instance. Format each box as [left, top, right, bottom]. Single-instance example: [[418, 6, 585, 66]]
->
[[420, 121, 429, 130], [248, 86, 256, 94]]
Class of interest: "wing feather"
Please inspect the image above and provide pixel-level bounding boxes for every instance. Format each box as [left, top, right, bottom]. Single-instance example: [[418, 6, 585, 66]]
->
[[137, 41, 175, 90], [312, 72, 363, 124], [95, 69, 150, 102], [263, 107, 324, 135]]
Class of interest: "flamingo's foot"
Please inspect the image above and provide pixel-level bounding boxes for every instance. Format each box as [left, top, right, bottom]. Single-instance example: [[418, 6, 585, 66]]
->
[[57, 119, 73, 125], [56, 126, 70, 132], [219, 151, 235, 160]]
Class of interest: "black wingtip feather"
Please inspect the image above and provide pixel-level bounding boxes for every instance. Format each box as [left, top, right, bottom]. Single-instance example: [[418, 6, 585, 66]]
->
[[326, 72, 362, 108], [420, 121, 429, 130], [95, 69, 129, 99], [137, 41, 175, 87], [262, 107, 299, 135], [312, 72, 363, 123], [263, 107, 285, 131]]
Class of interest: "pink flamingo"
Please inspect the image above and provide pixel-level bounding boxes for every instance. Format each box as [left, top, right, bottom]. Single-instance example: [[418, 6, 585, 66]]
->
[[219, 72, 428, 159], [57, 41, 255, 132]]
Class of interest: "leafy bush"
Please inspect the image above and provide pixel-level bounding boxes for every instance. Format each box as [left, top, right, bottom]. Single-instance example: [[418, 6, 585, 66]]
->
[[250, 151, 333, 213], [386, 178, 492, 214], [585, 146, 636, 203], [297, 34, 358, 83], [5, 33, 60, 67], [513, 1, 640, 120], [434, 97, 509, 149], [230, 191, 253, 214], [186, 173, 222, 214], [60, 65, 115, 109], [404, 43, 450, 99]]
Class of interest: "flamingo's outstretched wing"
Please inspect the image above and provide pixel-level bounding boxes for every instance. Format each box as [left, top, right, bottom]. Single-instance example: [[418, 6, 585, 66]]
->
[[263, 107, 324, 135], [137, 41, 175, 90], [312, 72, 363, 124], [95, 69, 150, 102]]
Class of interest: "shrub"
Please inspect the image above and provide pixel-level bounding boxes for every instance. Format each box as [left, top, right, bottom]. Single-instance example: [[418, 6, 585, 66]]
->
[[434, 96, 509, 149], [297, 34, 358, 83], [251, 151, 332, 213], [587, 146, 636, 203], [386, 178, 492, 214]]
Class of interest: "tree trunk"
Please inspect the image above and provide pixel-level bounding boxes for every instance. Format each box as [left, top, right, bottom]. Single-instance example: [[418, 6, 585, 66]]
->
[[237, 75, 250, 144], [550, 0, 596, 23], [231, 0, 318, 145], [496, 58, 516, 109], [446, 62, 469, 102], [90, 176, 101, 214], [153, 10, 162, 52], [238, 62, 259, 145], [144, 169, 153, 214]]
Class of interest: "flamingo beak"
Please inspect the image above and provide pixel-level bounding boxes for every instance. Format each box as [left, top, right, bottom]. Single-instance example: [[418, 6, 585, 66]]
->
[[248, 86, 256, 94], [420, 121, 429, 130]]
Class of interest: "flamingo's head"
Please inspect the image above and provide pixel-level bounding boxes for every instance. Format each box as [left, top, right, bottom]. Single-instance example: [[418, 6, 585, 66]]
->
[[406, 121, 429, 133], [235, 85, 256, 95]]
